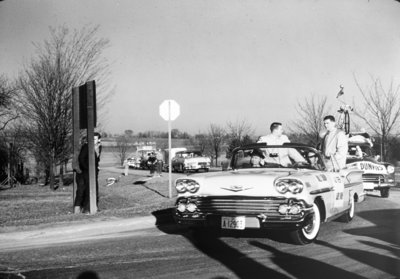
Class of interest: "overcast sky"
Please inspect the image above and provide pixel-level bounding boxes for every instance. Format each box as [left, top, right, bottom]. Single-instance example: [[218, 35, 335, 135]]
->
[[1, 0, 400, 136]]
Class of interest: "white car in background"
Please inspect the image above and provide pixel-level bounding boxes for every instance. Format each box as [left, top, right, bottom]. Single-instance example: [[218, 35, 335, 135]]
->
[[126, 157, 140, 169], [172, 150, 211, 173]]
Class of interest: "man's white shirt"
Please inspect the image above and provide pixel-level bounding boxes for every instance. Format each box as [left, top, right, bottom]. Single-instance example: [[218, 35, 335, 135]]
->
[[257, 134, 290, 145], [257, 134, 291, 166]]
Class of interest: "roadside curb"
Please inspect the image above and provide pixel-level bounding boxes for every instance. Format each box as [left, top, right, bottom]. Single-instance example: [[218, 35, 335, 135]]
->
[[0, 215, 167, 251]]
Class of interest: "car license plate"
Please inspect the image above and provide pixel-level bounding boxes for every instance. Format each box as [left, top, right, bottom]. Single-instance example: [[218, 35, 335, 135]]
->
[[221, 216, 245, 230]]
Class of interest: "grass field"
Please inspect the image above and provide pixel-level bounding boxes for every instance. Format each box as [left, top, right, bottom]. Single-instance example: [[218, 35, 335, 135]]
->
[[0, 152, 181, 232]]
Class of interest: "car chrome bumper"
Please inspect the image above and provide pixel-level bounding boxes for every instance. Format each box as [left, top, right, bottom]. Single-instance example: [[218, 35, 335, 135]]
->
[[363, 182, 395, 191], [174, 211, 314, 231], [184, 165, 210, 170], [174, 196, 314, 230]]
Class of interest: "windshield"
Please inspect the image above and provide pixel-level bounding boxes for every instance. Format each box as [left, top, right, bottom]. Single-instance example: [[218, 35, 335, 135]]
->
[[346, 144, 379, 163], [347, 144, 374, 158], [232, 145, 324, 170], [177, 151, 203, 158]]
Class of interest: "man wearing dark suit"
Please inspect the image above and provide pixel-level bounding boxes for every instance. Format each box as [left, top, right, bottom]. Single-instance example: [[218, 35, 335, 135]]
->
[[74, 132, 101, 213]]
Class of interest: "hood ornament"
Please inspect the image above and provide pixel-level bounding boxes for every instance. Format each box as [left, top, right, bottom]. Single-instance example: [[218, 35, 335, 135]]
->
[[221, 185, 252, 192]]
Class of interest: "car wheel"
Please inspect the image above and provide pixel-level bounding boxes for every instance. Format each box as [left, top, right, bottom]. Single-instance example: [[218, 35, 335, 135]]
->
[[179, 164, 184, 173], [290, 202, 321, 245], [340, 194, 355, 223], [380, 188, 390, 198]]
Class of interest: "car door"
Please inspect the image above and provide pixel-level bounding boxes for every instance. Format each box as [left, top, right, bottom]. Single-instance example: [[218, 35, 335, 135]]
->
[[172, 153, 182, 170], [325, 172, 347, 217]]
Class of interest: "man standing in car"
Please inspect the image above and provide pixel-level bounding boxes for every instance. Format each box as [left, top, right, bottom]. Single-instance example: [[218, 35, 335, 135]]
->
[[321, 115, 348, 171], [257, 122, 290, 145]]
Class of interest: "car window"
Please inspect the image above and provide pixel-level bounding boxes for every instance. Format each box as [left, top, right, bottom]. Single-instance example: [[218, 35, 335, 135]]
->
[[232, 146, 324, 170], [347, 144, 374, 159]]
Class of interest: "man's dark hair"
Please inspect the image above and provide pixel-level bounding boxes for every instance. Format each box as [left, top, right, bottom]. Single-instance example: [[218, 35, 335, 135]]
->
[[94, 132, 101, 139], [251, 148, 265, 159], [270, 122, 282, 132], [323, 115, 335, 122]]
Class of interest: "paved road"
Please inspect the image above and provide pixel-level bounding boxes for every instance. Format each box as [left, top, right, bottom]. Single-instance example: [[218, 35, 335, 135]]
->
[[1, 191, 399, 279]]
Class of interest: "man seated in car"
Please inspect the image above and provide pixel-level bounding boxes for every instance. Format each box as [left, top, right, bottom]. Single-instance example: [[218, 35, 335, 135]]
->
[[250, 149, 266, 167]]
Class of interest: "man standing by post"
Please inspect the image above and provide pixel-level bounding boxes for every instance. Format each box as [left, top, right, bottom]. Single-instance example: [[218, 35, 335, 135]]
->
[[147, 151, 157, 177], [257, 122, 290, 145], [73, 137, 86, 214], [321, 115, 348, 171], [74, 132, 102, 213], [155, 149, 163, 177]]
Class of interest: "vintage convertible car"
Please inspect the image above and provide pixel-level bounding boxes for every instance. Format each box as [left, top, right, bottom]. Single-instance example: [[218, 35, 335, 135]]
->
[[346, 133, 395, 198], [174, 143, 364, 245], [172, 150, 211, 173]]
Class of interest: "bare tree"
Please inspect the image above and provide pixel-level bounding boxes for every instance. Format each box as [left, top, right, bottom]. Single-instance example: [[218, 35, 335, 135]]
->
[[17, 25, 112, 189], [0, 75, 18, 131], [354, 76, 400, 161], [124, 130, 134, 137], [291, 94, 329, 146], [114, 135, 133, 166], [188, 133, 206, 154], [208, 124, 226, 166], [0, 122, 31, 184], [226, 119, 254, 142], [225, 119, 254, 158]]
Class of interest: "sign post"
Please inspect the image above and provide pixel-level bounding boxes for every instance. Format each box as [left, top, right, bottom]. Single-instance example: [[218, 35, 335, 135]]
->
[[86, 81, 97, 214], [72, 80, 97, 214], [159, 100, 180, 198], [72, 87, 80, 205]]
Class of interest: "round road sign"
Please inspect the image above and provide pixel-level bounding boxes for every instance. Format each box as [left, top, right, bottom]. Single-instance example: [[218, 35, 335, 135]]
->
[[159, 100, 180, 121]]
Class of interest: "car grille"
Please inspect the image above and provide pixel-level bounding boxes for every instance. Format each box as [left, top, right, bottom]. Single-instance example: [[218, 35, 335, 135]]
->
[[195, 197, 288, 217], [362, 174, 384, 184]]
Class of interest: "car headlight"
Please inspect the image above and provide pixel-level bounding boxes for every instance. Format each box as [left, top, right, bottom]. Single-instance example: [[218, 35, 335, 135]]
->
[[186, 203, 197, 212], [274, 178, 304, 194], [176, 181, 187, 193], [175, 179, 200, 193], [387, 165, 395, 174], [177, 202, 186, 212], [275, 181, 288, 194], [186, 181, 200, 193], [278, 202, 304, 215]]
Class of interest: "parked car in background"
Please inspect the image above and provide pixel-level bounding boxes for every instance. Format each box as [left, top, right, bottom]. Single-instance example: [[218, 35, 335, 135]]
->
[[172, 150, 211, 173], [346, 133, 395, 198], [162, 147, 187, 172], [125, 146, 156, 169], [126, 157, 139, 168], [174, 143, 364, 245], [139, 151, 156, 170]]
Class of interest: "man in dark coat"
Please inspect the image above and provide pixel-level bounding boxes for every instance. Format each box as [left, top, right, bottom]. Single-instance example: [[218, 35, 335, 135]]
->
[[74, 133, 101, 213], [147, 151, 157, 177]]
